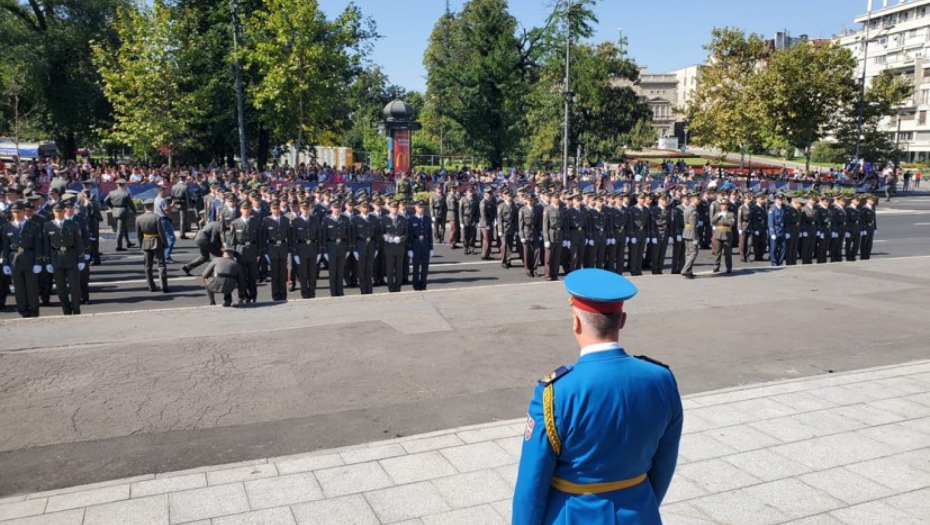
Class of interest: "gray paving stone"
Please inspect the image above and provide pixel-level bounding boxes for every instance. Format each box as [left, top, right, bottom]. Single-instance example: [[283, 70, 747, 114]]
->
[[244, 472, 323, 510], [24, 475, 153, 499], [680, 412, 716, 434], [807, 385, 883, 406], [881, 486, 930, 520], [702, 424, 783, 452], [314, 462, 393, 498], [874, 375, 930, 394], [492, 465, 517, 490], [421, 505, 506, 525], [749, 416, 823, 443], [675, 458, 763, 494], [841, 380, 909, 401], [687, 489, 790, 525], [290, 495, 379, 525], [380, 451, 458, 485], [904, 392, 930, 407], [857, 421, 930, 451], [439, 442, 514, 473], [659, 501, 719, 524], [786, 514, 846, 524], [456, 425, 521, 444], [845, 454, 930, 492], [401, 434, 465, 455], [741, 478, 844, 520], [212, 507, 297, 525], [790, 409, 868, 436], [45, 484, 130, 513], [891, 449, 930, 473], [131, 473, 207, 498], [722, 448, 813, 482], [392, 520, 426, 525], [0, 498, 45, 521], [770, 432, 897, 470], [899, 416, 930, 438], [0, 495, 26, 505], [155, 459, 267, 480], [679, 432, 738, 462], [865, 397, 930, 419], [167, 483, 249, 524], [274, 453, 344, 475], [830, 404, 907, 426], [662, 475, 709, 504], [725, 397, 799, 420], [769, 391, 839, 412], [431, 470, 512, 509], [830, 500, 925, 525], [798, 466, 897, 505], [206, 463, 279, 486], [340, 444, 406, 465], [363, 481, 450, 523], [489, 499, 511, 523], [685, 404, 757, 429], [493, 436, 523, 461], [0, 509, 84, 525], [83, 494, 168, 525]]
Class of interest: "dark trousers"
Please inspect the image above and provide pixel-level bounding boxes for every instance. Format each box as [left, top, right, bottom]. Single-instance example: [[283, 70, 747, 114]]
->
[[177, 206, 189, 237], [385, 247, 404, 292], [374, 241, 386, 285], [412, 242, 430, 291], [770, 236, 786, 266], [39, 267, 53, 304], [116, 215, 132, 248], [861, 232, 874, 259], [269, 255, 288, 299], [434, 217, 446, 243], [522, 238, 537, 275], [239, 258, 258, 301], [481, 227, 495, 258], [651, 237, 669, 274], [463, 225, 477, 254], [546, 241, 563, 279], [501, 232, 518, 266], [206, 289, 234, 306], [738, 231, 752, 261], [54, 266, 82, 315], [830, 235, 844, 262], [569, 233, 585, 271], [297, 248, 319, 298], [143, 249, 168, 291], [845, 233, 861, 261], [327, 244, 347, 296], [785, 233, 800, 265], [671, 239, 685, 274], [628, 238, 644, 275], [712, 238, 732, 272], [0, 274, 10, 308], [800, 233, 814, 264], [356, 243, 375, 294], [187, 244, 219, 272], [815, 234, 829, 263], [12, 267, 39, 317], [345, 252, 358, 287], [753, 232, 767, 261]]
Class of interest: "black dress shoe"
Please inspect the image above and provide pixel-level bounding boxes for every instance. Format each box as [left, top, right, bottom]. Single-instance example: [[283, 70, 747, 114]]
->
[[162, 287, 170, 293], [127, 243, 136, 248], [115, 247, 127, 252], [684, 273, 695, 279], [182, 266, 192, 276], [209, 301, 216, 306]]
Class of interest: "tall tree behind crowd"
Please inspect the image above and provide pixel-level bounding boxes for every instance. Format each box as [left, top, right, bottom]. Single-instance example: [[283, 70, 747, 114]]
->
[[834, 69, 913, 166]]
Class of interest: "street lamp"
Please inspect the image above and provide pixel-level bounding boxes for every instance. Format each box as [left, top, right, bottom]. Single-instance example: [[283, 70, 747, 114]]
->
[[230, 0, 248, 169], [561, 0, 574, 188]]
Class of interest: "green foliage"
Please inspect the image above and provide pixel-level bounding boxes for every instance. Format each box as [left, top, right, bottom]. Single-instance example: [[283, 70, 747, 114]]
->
[[810, 141, 847, 165], [834, 70, 913, 164], [624, 119, 658, 150]]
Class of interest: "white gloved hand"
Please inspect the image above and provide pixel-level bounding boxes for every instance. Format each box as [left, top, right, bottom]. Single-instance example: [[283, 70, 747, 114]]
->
[[845, 232, 851, 239], [631, 237, 638, 244], [861, 230, 866, 236], [46, 264, 54, 273], [677, 235, 683, 242], [698, 221, 704, 227], [565, 241, 571, 248], [84, 254, 91, 261], [78, 262, 85, 271], [652, 237, 658, 244], [32, 265, 41, 274], [321, 253, 327, 262], [770, 235, 776, 240], [738, 230, 744, 235], [353, 251, 359, 260], [407, 250, 413, 258], [668, 237, 674, 244], [625, 237, 630, 244], [874, 228, 878, 233], [1, 266, 9, 276], [786, 233, 791, 239], [394, 236, 402, 244], [430, 250, 434, 258], [264, 254, 270, 263], [89, 237, 97, 242], [754, 231, 759, 235], [520, 237, 527, 244], [294, 256, 301, 265], [374, 250, 378, 258], [545, 241, 551, 248], [832, 232, 838, 238]]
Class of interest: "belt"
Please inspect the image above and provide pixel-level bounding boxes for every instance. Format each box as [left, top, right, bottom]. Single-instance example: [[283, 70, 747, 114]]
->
[[275, 241, 283, 246], [217, 273, 236, 278], [303, 240, 315, 244], [59, 247, 70, 253], [16, 247, 33, 253], [418, 236, 426, 240], [714, 226, 731, 230], [143, 233, 159, 238], [551, 473, 648, 495], [685, 223, 691, 227], [242, 241, 252, 246]]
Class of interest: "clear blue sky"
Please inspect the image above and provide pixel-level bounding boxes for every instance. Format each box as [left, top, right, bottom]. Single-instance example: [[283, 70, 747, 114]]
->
[[317, 0, 868, 92]]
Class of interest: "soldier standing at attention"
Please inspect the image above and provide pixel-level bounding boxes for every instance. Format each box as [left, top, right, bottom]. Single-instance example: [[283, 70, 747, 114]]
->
[[202, 247, 245, 307], [409, 200, 433, 291], [627, 194, 647, 276], [430, 186, 447, 243], [446, 187, 461, 249], [800, 193, 817, 264], [751, 194, 767, 262], [292, 200, 323, 298], [263, 200, 293, 301], [351, 200, 377, 295], [43, 201, 85, 315], [670, 193, 685, 274], [227, 200, 263, 304], [737, 192, 753, 263], [860, 195, 878, 260], [768, 193, 787, 266], [567, 195, 586, 271], [171, 174, 192, 239], [785, 195, 802, 266], [381, 198, 409, 293], [650, 193, 671, 275], [513, 269, 682, 524], [479, 187, 497, 260], [588, 194, 609, 269], [711, 199, 736, 274], [498, 189, 519, 268], [542, 192, 565, 281], [845, 195, 861, 262], [519, 192, 541, 277], [136, 199, 169, 293], [830, 195, 847, 263], [681, 192, 700, 279], [1, 201, 45, 317], [459, 186, 479, 255], [323, 200, 350, 297], [104, 178, 136, 251]]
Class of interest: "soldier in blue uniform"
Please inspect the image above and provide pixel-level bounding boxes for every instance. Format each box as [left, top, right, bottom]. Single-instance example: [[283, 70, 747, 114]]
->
[[767, 193, 787, 266], [513, 269, 683, 524], [409, 200, 433, 291]]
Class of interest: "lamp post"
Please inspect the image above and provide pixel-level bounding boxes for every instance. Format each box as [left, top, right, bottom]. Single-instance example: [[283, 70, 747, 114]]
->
[[230, 0, 248, 169], [855, 8, 876, 163], [561, 0, 573, 187]]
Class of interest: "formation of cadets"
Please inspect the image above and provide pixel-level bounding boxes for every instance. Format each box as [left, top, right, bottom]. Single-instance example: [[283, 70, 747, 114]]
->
[[0, 175, 882, 316]]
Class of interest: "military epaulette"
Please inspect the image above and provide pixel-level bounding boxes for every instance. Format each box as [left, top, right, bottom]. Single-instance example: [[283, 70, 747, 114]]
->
[[538, 365, 573, 385], [635, 355, 670, 370]]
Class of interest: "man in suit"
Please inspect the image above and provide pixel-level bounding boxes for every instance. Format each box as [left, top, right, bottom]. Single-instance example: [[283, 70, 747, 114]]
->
[[135, 199, 169, 293], [202, 247, 245, 307], [43, 201, 85, 315]]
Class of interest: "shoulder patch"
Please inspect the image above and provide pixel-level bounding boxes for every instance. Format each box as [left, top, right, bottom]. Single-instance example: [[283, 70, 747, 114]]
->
[[538, 365, 573, 385], [635, 355, 670, 370]]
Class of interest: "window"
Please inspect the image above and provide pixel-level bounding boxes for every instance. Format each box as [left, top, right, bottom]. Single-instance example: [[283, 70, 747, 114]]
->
[[898, 132, 914, 141], [922, 89, 930, 104], [901, 10, 910, 22], [920, 7, 927, 18], [875, 55, 887, 65], [919, 111, 926, 125]]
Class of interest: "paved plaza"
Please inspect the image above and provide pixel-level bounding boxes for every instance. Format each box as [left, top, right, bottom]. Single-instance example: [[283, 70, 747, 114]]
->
[[0, 360, 928, 524]]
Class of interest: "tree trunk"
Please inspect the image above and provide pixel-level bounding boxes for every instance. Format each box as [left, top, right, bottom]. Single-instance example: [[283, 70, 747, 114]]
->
[[257, 125, 269, 169]]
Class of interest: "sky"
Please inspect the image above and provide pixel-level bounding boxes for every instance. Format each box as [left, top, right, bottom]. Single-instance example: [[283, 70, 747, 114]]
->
[[316, 0, 868, 92]]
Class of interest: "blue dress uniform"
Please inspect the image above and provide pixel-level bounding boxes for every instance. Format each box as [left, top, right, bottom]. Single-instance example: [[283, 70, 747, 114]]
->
[[767, 196, 787, 266], [408, 204, 433, 291], [513, 270, 683, 525]]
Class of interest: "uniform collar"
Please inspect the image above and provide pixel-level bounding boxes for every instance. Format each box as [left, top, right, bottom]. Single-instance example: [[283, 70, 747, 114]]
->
[[579, 341, 623, 358]]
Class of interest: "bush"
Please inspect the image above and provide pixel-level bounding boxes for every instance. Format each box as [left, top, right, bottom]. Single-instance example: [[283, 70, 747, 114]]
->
[[810, 141, 847, 165]]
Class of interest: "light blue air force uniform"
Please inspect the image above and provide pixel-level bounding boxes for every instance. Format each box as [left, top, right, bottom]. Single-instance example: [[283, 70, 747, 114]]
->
[[513, 342, 683, 525]]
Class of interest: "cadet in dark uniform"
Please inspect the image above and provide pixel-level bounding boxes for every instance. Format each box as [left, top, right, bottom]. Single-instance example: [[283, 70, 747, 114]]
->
[[737, 193, 753, 262], [136, 199, 169, 293], [860, 195, 878, 260], [409, 200, 433, 291], [430, 186, 447, 243], [446, 188, 461, 249], [227, 200, 263, 303], [768, 193, 787, 266], [202, 246, 245, 306], [323, 200, 351, 297], [264, 200, 293, 301], [845, 195, 861, 261], [711, 199, 736, 273], [815, 195, 832, 264], [650, 193, 671, 274], [1, 202, 45, 317], [81, 179, 104, 265], [627, 194, 647, 276], [292, 200, 323, 298], [43, 202, 85, 315], [567, 195, 586, 271], [670, 193, 685, 274], [104, 178, 136, 251], [519, 193, 541, 277], [498, 190, 519, 268], [785, 195, 801, 266], [171, 175, 192, 239], [801, 194, 817, 264], [830, 195, 847, 263], [513, 269, 682, 524], [381, 198, 409, 292], [542, 192, 565, 281], [351, 200, 377, 295], [459, 187, 479, 254], [750, 194, 767, 261], [479, 188, 497, 260], [182, 214, 223, 276], [681, 192, 700, 279]]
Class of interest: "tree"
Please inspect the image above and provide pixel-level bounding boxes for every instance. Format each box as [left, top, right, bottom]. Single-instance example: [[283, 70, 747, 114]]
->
[[685, 28, 768, 168], [243, 0, 376, 165], [92, 1, 203, 165], [625, 118, 658, 151], [757, 42, 857, 171], [834, 70, 913, 165]]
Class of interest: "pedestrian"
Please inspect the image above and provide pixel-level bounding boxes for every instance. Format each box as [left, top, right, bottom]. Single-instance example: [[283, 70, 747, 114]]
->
[[154, 184, 177, 263], [43, 201, 85, 315], [103, 178, 136, 251], [409, 200, 433, 291], [1, 201, 44, 317], [512, 269, 682, 524], [135, 198, 169, 293], [202, 246, 244, 307]]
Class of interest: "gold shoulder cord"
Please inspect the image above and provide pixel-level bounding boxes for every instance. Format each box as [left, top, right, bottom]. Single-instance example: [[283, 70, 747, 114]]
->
[[542, 383, 562, 455]]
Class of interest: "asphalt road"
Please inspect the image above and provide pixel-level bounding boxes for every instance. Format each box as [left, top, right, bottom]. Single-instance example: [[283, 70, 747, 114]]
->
[[1, 194, 929, 496], [2, 193, 930, 318]]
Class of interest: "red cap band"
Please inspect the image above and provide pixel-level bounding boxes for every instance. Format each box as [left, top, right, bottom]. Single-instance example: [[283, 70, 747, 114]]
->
[[570, 296, 624, 314]]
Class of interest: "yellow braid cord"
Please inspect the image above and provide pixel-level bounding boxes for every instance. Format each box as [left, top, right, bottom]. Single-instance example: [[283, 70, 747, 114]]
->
[[543, 383, 562, 456]]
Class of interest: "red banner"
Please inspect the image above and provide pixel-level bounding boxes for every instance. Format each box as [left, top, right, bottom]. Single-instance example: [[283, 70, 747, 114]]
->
[[392, 129, 411, 175]]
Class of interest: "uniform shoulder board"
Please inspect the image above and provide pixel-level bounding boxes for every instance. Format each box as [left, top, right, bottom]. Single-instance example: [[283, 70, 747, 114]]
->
[[538, 365, 573, 385], [635, 355, 670, 370]]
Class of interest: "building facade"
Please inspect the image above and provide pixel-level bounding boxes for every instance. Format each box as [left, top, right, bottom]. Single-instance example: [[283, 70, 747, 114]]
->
[[837, 0, 930, 163]]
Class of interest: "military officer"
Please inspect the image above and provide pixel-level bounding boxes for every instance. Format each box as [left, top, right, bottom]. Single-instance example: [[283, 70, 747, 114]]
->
[[566, 195, 586, 271], [381, 198, 409, 293], [479, 187, 497, 260], [136, 198, 170, 293], [513, 269, 682, 524], [446, 187, 461, 249], [650, 193, 671, 274], [669, 193, 685, 274], [409, 200, 433, 291], [292, 200, 323, 298], [845, 195, 861, 261], [681, 192, 700, 279], [860, 195, 878, 260], [171, 174, 193, 239], [202, 246, 245, 307], [830, 195, 847, 263], [43, 202, 85, 315], [264, 200, 293, 301], [519, 192, 542, 277], [785, 195, 802, 266], [768, 193, 787, 266], [1, 201, 45, 317], [498, 189, 519, 268], [104, 178, 136, 251], [430, 186, 447, 243], [350, 200, 377, 295], [627, 194, 648, 276], [814, 194, 832, 264], [323, 199, 351, 297], [800, 193, 817, 264], [750, 194, 767, 262], [542, 192, 565, 281], [459, 186, 479, 255], [711, 199, 736, 274], [737, 193, 753, 262], [227, 200, 263, 303], [80, 178, 104, 265], [182, 213, 223, 276]]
